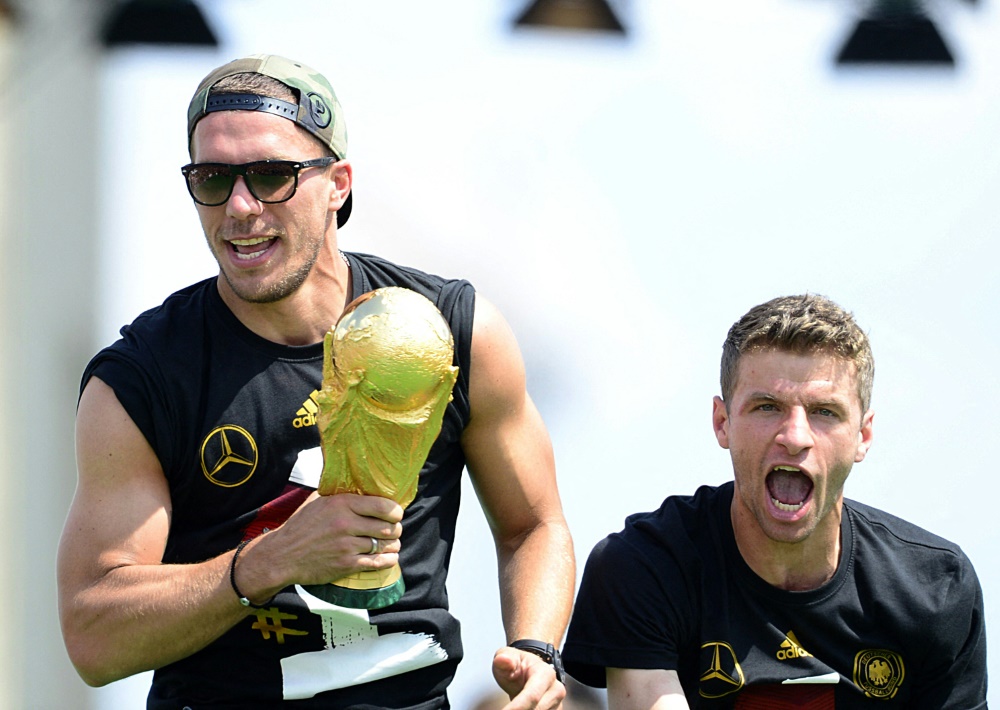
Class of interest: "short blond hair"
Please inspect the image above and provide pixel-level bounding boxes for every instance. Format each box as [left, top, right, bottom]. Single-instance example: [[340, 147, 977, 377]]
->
[[720, 294, 874, 413], [209, 72, 296, 103]]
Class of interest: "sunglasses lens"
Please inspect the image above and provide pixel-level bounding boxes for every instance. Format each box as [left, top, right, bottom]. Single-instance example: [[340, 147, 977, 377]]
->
[[246, 163, 297, 202], [186, 165, 234, 206], [183, 161, 307, 206]]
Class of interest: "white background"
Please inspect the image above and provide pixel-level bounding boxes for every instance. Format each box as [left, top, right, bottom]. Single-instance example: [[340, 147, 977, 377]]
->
[[91, 1, 998, 706]]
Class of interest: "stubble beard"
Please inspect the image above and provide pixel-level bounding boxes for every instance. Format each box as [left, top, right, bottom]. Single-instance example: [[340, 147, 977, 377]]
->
[[214, 230, 325, 304]]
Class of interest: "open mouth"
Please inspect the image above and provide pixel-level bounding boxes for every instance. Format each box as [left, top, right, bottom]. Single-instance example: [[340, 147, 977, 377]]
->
[[766, 466, 813, 512], [230, 236, 276, 260]]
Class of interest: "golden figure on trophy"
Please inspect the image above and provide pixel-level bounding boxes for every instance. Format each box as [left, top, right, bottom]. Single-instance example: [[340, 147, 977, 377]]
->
[[302, 287, 459, 608]]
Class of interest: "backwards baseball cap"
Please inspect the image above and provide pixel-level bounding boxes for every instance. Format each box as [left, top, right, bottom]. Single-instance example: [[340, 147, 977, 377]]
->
[[187, 54, 352, 227]]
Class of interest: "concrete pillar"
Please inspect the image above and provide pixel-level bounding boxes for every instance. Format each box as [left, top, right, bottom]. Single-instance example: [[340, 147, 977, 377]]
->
[[0, 0, 102, 707]]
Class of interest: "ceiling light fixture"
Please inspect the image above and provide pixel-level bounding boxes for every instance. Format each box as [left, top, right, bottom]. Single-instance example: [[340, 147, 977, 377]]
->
[[101, 0, 218, 47], [836, 0, 957, 65], [513, 0, 627, 35]]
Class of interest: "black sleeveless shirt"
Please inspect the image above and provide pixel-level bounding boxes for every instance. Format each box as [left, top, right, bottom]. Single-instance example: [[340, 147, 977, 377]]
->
[[82, 252, 475, 709]]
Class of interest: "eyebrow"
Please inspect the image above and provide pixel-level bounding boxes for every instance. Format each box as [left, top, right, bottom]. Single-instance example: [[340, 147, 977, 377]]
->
[[744, 391, 850, 411]]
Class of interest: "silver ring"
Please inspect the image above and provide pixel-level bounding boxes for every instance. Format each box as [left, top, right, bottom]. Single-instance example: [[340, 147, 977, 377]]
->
[[368, 537, 379, 555]]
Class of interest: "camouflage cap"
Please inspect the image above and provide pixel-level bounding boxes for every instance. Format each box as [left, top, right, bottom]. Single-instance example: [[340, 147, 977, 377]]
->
[[187, 54, 352, 227]]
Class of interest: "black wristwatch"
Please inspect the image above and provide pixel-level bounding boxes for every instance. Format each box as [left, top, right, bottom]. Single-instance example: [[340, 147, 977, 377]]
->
[[509, 639, 566, 683]]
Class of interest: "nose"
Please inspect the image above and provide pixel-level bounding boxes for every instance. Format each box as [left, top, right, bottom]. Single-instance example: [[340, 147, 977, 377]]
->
[[775, 407, 814, 455], [225, 176, 263, 219]]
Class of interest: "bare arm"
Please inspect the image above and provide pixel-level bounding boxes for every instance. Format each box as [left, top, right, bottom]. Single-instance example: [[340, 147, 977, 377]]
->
[[57, 377, 402, 686], [607, 669, 690, 710], [461, 297, 575, 709]]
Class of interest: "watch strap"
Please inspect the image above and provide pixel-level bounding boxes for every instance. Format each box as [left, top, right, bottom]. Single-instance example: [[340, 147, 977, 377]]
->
[[509, 638, 566, 683]]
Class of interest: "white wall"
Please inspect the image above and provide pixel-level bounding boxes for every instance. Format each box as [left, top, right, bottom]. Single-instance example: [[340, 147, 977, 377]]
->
[[11, 1, 996, 707]]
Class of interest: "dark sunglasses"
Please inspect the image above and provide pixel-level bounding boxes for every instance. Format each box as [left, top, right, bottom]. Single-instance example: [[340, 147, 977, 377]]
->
[[180, 157, 338, 206]]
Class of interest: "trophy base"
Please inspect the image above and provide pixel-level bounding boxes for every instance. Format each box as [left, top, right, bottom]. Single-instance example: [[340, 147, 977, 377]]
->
[[302, 564, 405, 610]]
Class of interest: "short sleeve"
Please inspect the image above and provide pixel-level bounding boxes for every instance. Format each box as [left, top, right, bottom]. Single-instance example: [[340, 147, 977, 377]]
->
[[911, 549, 988, 709], [563, 524, 695, 688]]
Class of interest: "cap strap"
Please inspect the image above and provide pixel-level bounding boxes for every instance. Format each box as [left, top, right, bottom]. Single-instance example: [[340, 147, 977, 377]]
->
[[205, 93, 299, 123]]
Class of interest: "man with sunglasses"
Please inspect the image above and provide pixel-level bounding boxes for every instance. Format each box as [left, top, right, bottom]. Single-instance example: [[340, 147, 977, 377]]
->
[[58, 54, 574, 710]]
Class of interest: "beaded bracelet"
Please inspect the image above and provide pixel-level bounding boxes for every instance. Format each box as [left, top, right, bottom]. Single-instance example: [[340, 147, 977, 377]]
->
[[229, 538, 276, 609]]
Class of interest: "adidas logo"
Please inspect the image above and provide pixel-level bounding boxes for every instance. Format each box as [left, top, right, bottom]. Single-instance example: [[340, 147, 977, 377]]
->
[[776, 631, 813, 661], [292, 391, 320, 428]]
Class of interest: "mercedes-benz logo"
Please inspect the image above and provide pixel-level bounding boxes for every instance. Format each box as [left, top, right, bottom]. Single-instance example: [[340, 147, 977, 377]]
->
[[699, 641, 745, 699], [200, 425, 258, 488]]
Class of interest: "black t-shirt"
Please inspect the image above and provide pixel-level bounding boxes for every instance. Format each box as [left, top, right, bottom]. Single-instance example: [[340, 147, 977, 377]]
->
[[563, 482, 987, 708], [82, 252, 476, 709]]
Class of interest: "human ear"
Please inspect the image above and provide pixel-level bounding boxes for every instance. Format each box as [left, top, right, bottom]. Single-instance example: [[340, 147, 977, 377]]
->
[[712, 396, 730, 449], [854, 409, 874, 463], [329, 159, 353, 212]]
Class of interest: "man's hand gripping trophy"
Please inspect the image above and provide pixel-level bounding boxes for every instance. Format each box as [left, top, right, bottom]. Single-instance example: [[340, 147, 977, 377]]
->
[[302, 287, 458, 609]]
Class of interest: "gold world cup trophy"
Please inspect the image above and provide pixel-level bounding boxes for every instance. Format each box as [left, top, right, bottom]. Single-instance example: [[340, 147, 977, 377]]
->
[[302, 287, 458, 609]]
